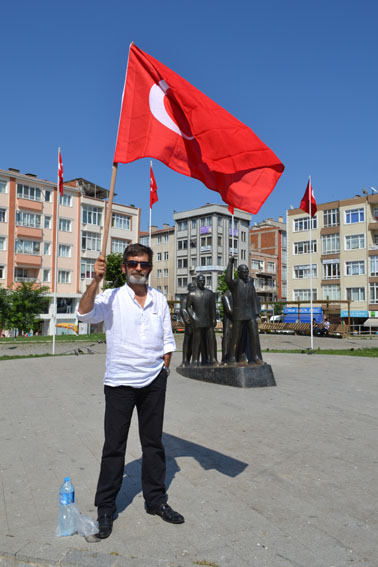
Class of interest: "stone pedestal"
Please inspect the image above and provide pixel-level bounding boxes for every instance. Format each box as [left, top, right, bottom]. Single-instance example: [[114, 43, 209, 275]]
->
[[176, 362, 276, 388]]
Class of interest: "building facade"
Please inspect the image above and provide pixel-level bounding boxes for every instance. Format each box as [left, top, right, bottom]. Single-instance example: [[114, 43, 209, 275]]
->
[[0, 168, 140, 334], [173, 204, 251, 302], [140, 224, 175, 300], [287, 192, 378, 326], [249, 217, 287, 312]]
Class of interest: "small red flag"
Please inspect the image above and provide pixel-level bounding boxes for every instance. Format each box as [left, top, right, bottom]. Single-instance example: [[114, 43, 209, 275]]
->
[[58, 149, 64, 197], [114, 44, 284, 214], [300, 179, 317, 217], [228, 204, 235, 215], [150, 163, 158, 208]]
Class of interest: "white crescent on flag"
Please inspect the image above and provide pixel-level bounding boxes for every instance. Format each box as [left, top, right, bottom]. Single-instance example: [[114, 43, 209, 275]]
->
[[149, 80, 194, 140]]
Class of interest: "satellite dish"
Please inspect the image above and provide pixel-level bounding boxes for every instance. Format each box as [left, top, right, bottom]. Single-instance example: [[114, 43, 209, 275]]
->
[[371, 187, 377, 194]]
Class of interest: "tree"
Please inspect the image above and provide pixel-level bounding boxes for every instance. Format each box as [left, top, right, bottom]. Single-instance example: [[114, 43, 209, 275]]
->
[[0, 287, 9, 330], [216, 268, 237, 319], [103, 253, 126, 290], [6, 283, 50, 335], [273, 302, 284, 315]]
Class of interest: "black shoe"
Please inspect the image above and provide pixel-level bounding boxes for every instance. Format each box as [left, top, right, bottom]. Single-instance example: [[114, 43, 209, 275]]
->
[[96, 514, 113, 539], [146, 503, 185, 524]]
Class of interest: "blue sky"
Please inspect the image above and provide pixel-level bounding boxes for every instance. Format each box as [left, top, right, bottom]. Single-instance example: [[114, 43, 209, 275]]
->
[[2, 0, 377, 230]]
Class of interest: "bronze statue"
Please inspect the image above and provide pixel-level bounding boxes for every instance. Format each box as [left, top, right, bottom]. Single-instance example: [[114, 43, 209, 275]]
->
[[221, 290, 233, 363], [186, 274, 217, 366], [180, 283, 196, 367], [225, 257, 263, 365]]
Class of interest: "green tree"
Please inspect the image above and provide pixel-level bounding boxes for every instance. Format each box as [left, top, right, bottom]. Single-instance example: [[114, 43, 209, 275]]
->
[[273, 302, 284, 315], [103, 253, 126, 290], [7, 283, 50, 335], [216, 268, 237, 319], [0, 287, 9, 329]]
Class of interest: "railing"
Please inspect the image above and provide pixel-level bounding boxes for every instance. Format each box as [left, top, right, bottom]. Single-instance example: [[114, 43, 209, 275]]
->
[[14, 277, 38, 282]]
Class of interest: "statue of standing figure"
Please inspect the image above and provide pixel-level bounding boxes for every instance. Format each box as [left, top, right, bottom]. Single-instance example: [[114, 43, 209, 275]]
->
[[186, 274, 217, 367], [225, 257, 263, 365], [180, 282, 196, 367]]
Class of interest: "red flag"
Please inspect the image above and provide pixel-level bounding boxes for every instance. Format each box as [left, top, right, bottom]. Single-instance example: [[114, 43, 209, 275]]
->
[[58, 149, 63, 197], [300, 179, 317, 217], [114, 44, 284, 214], [150, 163, 158, 207], [228, 204, 235, 215]]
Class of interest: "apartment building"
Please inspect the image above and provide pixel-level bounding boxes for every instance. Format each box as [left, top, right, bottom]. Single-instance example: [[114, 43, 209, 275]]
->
[[249, 217, 287, 309], [173, 204, 251, 302], [139, 224, 175, 300], [0, 168, 140, 334], [287, 191, 378, 326]]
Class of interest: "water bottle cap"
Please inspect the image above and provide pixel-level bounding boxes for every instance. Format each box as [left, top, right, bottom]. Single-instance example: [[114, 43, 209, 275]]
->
[[64, 477, 70, 482]]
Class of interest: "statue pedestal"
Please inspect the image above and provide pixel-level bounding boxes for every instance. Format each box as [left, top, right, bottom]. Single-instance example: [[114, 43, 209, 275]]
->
[[176, 362, 276, 388]]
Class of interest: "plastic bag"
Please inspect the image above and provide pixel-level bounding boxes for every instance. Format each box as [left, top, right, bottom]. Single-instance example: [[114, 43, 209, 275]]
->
[[56, 504, 98, 538]]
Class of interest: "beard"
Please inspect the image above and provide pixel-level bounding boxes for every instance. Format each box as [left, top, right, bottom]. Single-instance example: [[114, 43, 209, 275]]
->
[[128, 273, 148, 285]]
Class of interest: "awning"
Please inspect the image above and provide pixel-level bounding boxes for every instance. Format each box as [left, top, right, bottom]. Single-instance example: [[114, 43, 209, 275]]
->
[[363, 318, 378, 327]]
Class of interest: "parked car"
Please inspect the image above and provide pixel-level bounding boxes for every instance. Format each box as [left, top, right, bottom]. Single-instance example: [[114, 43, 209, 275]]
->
[[270, 314, 284, 323]]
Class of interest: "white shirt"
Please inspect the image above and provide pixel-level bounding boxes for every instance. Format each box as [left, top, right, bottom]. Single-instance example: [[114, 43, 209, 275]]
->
[[77, 284, 176, 388]]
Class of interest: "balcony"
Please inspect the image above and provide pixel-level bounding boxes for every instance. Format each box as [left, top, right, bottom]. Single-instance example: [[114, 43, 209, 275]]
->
[[16, 226, 43, 239], [16, 198, 43, 212], [200, 245, 212, 252], [15, 254, 42, 267]]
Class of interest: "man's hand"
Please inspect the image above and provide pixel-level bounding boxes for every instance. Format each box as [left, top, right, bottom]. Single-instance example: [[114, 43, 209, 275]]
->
[[229, 256, 235, 264], [94, 256, 106, 282]]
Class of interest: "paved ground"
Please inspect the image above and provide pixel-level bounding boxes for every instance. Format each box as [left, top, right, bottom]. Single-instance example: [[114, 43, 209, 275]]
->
[[0, 338, 378, 566]]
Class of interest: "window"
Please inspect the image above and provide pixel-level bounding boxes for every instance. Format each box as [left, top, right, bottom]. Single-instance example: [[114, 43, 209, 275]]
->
[[322, 284, 341, 300], [267, 262, 275, 272], [164, 251, 168, 260], [177, 277, 188, 287], [201, 256, 212, 266], [241, 231, 246, 242], [57, 298, 74, 314], [323, 208, 340, 227], [201, 216, 212, 226], [293, 264, 317, 279], [206, 276, 212, 287], [177, 258, 188, 269], [43, 269, 51, 282], [82, 231, 101, 251], [218, 236, 222, 246], [140, 236, 149, 246], [59, 194, 72, 207], [192, 219, 197, 229], [157, 236, 162, 244], [45, 190, 51, 202], [81, 259, 95, 279], [112, 213, 130, 230], [177, 221, 188, 231], [252, 259, 264, 271], [293, 289, 317, 301], [177, 239, 188, 250], [111, 238, 128, 254], [15, 239, 40, 255], [164, 285, 168, 294], [373, 207, 378, 221], [0, 181, 7, 193], [0, 266, 4, 279], [44, 242, 51, 255], [59, 218, 72, 232], [157, 269, 162, 278], [164, 235, 169, 243], [322, 260, 340, 280], [294, 240, 317, 254], [44, 216, 51, 229], [345, 260, 365, 276], [241, 249, 246, 260], [370, 283, 378, 304], [345, 208, 364, 224], [0, 208, 6, 222], [228, 218, 239, 227], [82, 205, 102, 226], [164, 269, 168, 277], [59, 244, 72, 258], [370, 256, 378, 276], [16, 211, 41, 228], [346, 287, 365, 301], [321, 234, 340, 254], [345, 234, 365, 250], [14, 268, 30, 282], [293, 216, 317, 232], [58, 270, 71, 284], [157, 253, 162, 261], [17, 184, 41, 201], [0, 237, 5, 250]]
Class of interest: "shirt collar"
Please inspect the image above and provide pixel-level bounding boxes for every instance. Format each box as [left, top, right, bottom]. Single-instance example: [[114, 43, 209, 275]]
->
[[125, 283, 154, 310]]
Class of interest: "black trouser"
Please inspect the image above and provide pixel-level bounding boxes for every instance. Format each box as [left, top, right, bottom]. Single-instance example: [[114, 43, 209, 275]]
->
[[94, 369, 168, 515]]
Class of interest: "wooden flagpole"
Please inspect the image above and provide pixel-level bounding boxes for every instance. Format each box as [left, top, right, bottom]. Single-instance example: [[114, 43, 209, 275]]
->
[[101, 163, 118, 257]]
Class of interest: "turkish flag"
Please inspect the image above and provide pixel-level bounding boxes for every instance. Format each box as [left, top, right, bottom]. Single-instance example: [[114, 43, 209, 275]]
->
[[300, 179, 317, 217], [150, 163, 158, 208], [58, 149, 63, 196], [114, 44, 284, 214]]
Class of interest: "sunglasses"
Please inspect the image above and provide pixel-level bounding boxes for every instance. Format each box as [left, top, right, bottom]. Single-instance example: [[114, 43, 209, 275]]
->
[[126, 260, 152, 269]]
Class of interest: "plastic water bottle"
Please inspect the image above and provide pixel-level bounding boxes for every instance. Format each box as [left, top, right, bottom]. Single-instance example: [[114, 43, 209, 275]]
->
[[57, 477, 76, 536]]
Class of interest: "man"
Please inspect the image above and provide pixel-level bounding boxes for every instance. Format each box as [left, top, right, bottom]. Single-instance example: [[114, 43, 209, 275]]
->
[[180, 282, 196, 367], [186, 274, 217, 366], [225, 257, 263, 364], [77, 243, 184, 539]]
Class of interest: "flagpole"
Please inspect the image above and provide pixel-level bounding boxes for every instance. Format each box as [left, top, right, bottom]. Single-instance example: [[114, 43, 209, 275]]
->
[[149, 161, 153, 246], [309, 176, 314, 351], [101, 163, 118, 257], [52, 148, 60, 355]]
